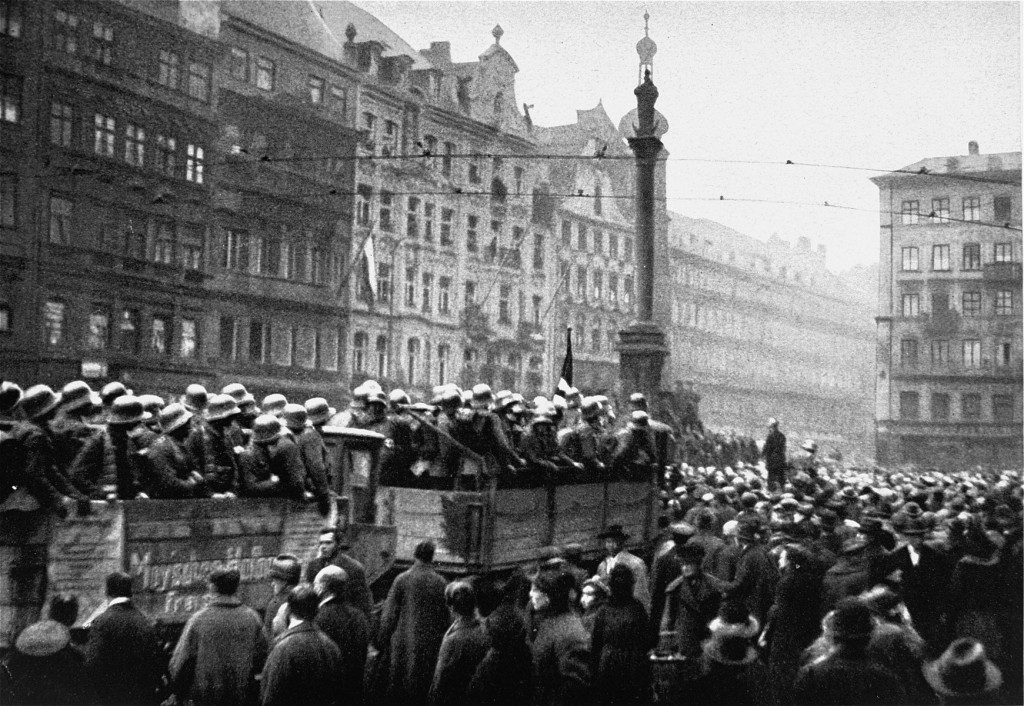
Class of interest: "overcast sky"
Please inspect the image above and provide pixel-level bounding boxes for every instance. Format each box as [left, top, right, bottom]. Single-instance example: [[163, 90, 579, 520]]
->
[[357, 1, 1022, 270]]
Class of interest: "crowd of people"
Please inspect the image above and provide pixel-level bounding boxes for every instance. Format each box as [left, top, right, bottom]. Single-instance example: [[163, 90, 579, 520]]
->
[[0, 376, 1021, 705]]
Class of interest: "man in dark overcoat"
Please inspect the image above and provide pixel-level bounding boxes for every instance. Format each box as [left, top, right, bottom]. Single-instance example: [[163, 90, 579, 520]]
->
[[378, 540, 450, 706], [305, 526, 373, 618], [312, 565, 370, 703], [762, 418, 787, 491], [84, 571, 166, 705]]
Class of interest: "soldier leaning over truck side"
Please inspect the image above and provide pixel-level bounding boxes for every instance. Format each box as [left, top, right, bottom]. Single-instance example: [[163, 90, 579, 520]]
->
[[69, 396, 156, 502]]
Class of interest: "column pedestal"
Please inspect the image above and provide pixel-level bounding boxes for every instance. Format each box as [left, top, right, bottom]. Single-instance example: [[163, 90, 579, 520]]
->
[[617, 321, 668, 402]]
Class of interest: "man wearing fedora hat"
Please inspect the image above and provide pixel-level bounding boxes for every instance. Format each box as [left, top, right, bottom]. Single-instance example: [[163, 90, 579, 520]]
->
[[664, 543, 722, 659], [141, 404, 208, 499], [706, 518, 778, 628], [69, 395, 155, 500], [2, 384, 80, 516], [923, 637, 1004, 705], [877, 502, 954, 651], [596, 525, 650, 610], [793, 598, 905, 705]]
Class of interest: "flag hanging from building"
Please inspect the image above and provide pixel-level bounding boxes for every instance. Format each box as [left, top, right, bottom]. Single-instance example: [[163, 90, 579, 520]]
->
[[553, 326, 573, 402], [363, 231, 377, 298]]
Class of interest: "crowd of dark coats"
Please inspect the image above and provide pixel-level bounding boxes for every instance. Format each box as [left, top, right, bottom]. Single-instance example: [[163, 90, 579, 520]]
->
[[1, 378, 1022, 706]]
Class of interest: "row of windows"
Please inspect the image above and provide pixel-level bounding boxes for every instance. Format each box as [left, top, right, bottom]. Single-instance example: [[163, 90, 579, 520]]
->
[[218, 316, 339, 372], [900, 290, 1016, 317], [900, 242, 1014, 272], [899, 339, 1015, 368], [561, 219, 633, 261], [41, 300, 198, 358], [558, 262, 635, 307], [41, 98, 206, 182], [156, 49, 212, 102], [40, 192, 205, 269], [350, 332, 542, 388], [899, 391, 1016, 422], [221, 229, 331, 285], [230, 47, 349, 115], [900, 196, 1014, 225], [51, 8, 114, 66]]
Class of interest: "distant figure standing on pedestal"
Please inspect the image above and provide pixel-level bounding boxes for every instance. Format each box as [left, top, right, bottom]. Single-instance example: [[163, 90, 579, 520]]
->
[[763, 419, 787, 491]]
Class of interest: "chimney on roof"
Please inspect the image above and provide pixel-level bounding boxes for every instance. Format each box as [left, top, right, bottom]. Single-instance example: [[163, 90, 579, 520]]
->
[[968, 140, 979, 155], [421, 41, 451, 65]]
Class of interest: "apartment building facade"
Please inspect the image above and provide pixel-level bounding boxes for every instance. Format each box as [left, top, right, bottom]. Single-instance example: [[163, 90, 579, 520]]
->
[[872, 143, 1023, 469], [666, 214, 877, 458]]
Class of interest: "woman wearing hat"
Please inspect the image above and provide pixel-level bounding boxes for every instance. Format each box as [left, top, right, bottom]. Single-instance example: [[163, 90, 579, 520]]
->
[[689, 601, 770, 706]]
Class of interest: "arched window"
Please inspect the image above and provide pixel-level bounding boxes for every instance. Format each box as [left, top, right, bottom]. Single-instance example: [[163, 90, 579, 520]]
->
[[352, 331, 368, 374], [407, 337, 420, 386], [594, 183, 602, 215], [376, 335, 388, 378]]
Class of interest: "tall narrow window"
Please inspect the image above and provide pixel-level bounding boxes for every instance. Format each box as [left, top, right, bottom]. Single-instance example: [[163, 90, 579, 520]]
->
[[962, 393, 981, 420], [901, 293, 920, 317], [180, 318, 197, 358], [308, 75, 324, 104], [421, 272, 433, 313], [48, 195, 73, 244], [150, 315, 169, 354], [899, 391, 920, 420], [230, 47, 248, 80], [158, 50, 180, 89], [900, 201, 920, 224], [498, 285, 511, 324], [187, 61, 211, 102], [91, 20, 113, 65], [931, 198, 949, 223], [442, 142, 455, 177], [118, 308, 140, 354], [376, 335, 388, 377], [576, 266, 587, 300], [962, 243, 981, 271], [50, 101, 73, 146], [900, 247, 919, 271], [963, 197, 981, 222], [186, 144, 204, 183], [423, 202, 434, 241], [993, 196, 1012, 223], [437, 343, 449, 384], [931, 393, 950, 421], [407, 197, 420, 237], [962, 292, 981, 317], [1, 1, 23, 37], [407, 338, 420, 386], [0, 172, 16, 228], [219, 316, 237, 360], [356, 184, 372, 226], [561, 220, 572, 247], [438, 276, 451, 314], [379, 190, 393, 231], [255, 57, 275, 90], [94, 113, 115, 156], [594, 183, 603, 215], [533, 233, 544, 270], [464, 280, 476, 307], [86, 309, 109, 350], [931, 245, 950, 271], [962, 339, 981, 368], [930, 340, 949, 366], [124, 123, 145, 167], [405, 267, 416, 307], [993, 243, 1013, 263], [153, 220, 174, 264], [440, 208, 453, 246], [577, 223, 587, 250], [900, 339, 918, 367], [248, 321, 266, 362], [54, 9, 78, 54], [466, 215, 478, 252], [993, 395, 1015, 422], [532, 295, 542, 326], [377, 263, 392, 304], [995, 290, 1014, 316], [44, 301, 66, 346]]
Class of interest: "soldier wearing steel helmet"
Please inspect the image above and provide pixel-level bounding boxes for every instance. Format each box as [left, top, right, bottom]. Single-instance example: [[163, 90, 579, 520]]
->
[[281, 403, 331, 515], [187, 394, 243, 496], [50, 381, 102, 473], [141, 404, 208, 499]]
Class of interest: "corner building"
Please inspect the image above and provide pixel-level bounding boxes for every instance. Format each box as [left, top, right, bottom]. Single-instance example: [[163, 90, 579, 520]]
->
[[872, 143, 1022, 469]]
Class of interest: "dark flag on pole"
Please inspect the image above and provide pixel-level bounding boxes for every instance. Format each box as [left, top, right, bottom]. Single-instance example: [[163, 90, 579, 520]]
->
[[553, 326, 574, 402]]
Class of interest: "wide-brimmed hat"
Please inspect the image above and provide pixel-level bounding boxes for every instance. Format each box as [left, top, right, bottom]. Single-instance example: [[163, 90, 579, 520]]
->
[[206, 394, 241, 421], [703, 633, 758, 666], [60, 380, 97, 413], [304, 397, 335, 425], [252, 414, 283, 444], [923, 638, 1002, 698], [108, 396, 149, 426], [598, 524, 629, 541], [159, 403, 193, 433], [281, 403, 308, 430], [20, 384, 62, 421]]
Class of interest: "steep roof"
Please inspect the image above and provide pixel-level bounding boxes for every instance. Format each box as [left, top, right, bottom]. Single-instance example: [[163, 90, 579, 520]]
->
[[221, 0, 432, 70], [871, 150, 1021, 183]]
